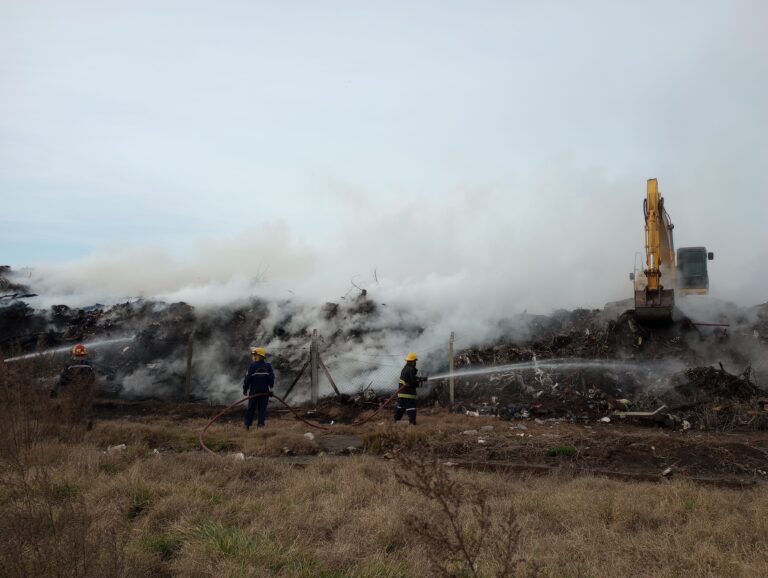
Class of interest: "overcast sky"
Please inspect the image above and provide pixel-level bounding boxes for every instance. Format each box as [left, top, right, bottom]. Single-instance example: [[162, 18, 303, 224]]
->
[[1, 0, 766, 311]]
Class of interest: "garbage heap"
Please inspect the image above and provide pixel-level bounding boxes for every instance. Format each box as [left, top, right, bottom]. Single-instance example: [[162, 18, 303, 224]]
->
[[430, 308, 768, 430]]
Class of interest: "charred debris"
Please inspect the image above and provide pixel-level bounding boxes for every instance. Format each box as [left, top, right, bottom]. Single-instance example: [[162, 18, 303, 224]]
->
[[430, 306, 768, 430], [2, 266, 767, 430]]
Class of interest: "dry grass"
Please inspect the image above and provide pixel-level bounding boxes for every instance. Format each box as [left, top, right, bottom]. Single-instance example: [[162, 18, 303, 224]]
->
[[241, 431, 319, 457], [3, 434, 767, 577], [2, 362, 767, 577]]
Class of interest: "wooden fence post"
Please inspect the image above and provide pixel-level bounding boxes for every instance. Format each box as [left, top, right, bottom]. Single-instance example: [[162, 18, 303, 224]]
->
[[310, 329, 319, 406], [448, 331, 455, 406], [185, 331, 194, 400]]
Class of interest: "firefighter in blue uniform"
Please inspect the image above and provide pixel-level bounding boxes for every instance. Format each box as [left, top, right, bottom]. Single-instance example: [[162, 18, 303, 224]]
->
[[243, 346, 275, 429], [394, 352, 422, 425]]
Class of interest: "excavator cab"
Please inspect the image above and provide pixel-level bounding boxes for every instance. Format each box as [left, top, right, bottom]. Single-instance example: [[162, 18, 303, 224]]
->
[[676, 246, 713, 295]]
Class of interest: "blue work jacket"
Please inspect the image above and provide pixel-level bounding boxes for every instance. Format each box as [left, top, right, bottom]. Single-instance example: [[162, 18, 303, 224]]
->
[[243, 360, 275, 395]]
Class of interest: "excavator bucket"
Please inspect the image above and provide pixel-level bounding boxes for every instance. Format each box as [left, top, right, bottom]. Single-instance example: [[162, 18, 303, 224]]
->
[[634, 288, 674, 323]]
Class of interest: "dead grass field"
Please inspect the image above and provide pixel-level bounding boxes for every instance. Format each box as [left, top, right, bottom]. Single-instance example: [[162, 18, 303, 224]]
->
[[2, 363, 767, 577]]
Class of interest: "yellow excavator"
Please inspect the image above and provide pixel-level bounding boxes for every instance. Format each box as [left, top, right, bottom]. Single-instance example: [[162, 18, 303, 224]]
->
[[630, 178, 714, 322]]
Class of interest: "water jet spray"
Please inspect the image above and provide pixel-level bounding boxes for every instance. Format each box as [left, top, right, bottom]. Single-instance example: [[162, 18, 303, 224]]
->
[[2, 336, 135, 363]]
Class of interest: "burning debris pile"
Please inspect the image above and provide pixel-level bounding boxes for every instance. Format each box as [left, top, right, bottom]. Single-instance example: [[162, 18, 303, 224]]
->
[[431, 308, 768, 430], [0, 267, 418, 402], [674, 365, 763, 402], [2, 264, 767, 429]]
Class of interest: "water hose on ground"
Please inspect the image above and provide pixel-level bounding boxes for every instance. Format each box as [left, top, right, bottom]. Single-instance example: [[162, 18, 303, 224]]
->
[[199, 387, 408, 456], [199, 392, 327, 456]]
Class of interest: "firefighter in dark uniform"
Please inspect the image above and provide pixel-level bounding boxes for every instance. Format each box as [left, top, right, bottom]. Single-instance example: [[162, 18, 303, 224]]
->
[[394, 352, 422, 425], [51, 343, 97, 428], [243, 346, 275, 429]]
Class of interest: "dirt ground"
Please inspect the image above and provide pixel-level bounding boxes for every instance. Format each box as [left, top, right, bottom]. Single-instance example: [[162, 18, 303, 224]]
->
[[93, 399, 768, 487]]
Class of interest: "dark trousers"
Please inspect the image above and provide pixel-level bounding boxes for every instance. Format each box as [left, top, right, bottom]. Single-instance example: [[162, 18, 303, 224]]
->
[[394, 397, 417, 425], [245, 395, 269, 428]]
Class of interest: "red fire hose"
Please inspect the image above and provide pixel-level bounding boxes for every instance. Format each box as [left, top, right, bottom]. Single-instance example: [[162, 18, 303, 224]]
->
[[199, 387, 407, 456]]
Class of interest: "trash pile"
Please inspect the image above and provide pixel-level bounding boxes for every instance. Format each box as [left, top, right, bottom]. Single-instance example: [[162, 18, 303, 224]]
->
[[674, 365, 763, 402], [0, 267, 409, 401], [2, 264, 766, 428], [432, 307, 768, 430], [435, 361, 767, 430]]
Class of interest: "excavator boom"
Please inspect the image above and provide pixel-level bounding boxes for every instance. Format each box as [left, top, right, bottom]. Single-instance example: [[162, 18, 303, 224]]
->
[[634, 179, 676, 322], [631, 178, 713, 322]]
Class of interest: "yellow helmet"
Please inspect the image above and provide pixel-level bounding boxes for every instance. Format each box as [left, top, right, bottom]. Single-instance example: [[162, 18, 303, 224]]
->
[[405, 352, 418, 361], [251, 346, 266, 358]]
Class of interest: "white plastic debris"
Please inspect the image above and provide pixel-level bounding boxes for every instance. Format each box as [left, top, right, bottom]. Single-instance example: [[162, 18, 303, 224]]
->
[[107, 444, 127, 453], [152, 448, 160, 455], [465, 410, 480, 417], [682, 420, 691, 431], [662, 467, 673, 477], [477, 438, 488, 445], [232, 452, 246, 461], [303, 432, 315, 441], [599, 417, 611, 423]]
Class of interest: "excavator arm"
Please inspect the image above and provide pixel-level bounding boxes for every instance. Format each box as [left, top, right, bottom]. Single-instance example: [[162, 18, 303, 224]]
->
[[635, 178, 676, 321]]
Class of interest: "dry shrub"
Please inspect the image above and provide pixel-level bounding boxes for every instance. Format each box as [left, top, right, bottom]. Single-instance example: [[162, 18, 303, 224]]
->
[[696, 404, 768, 431], [395, 454, 523, 578], [0, 358, 64, 466], [0, 468, 128, 577]]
